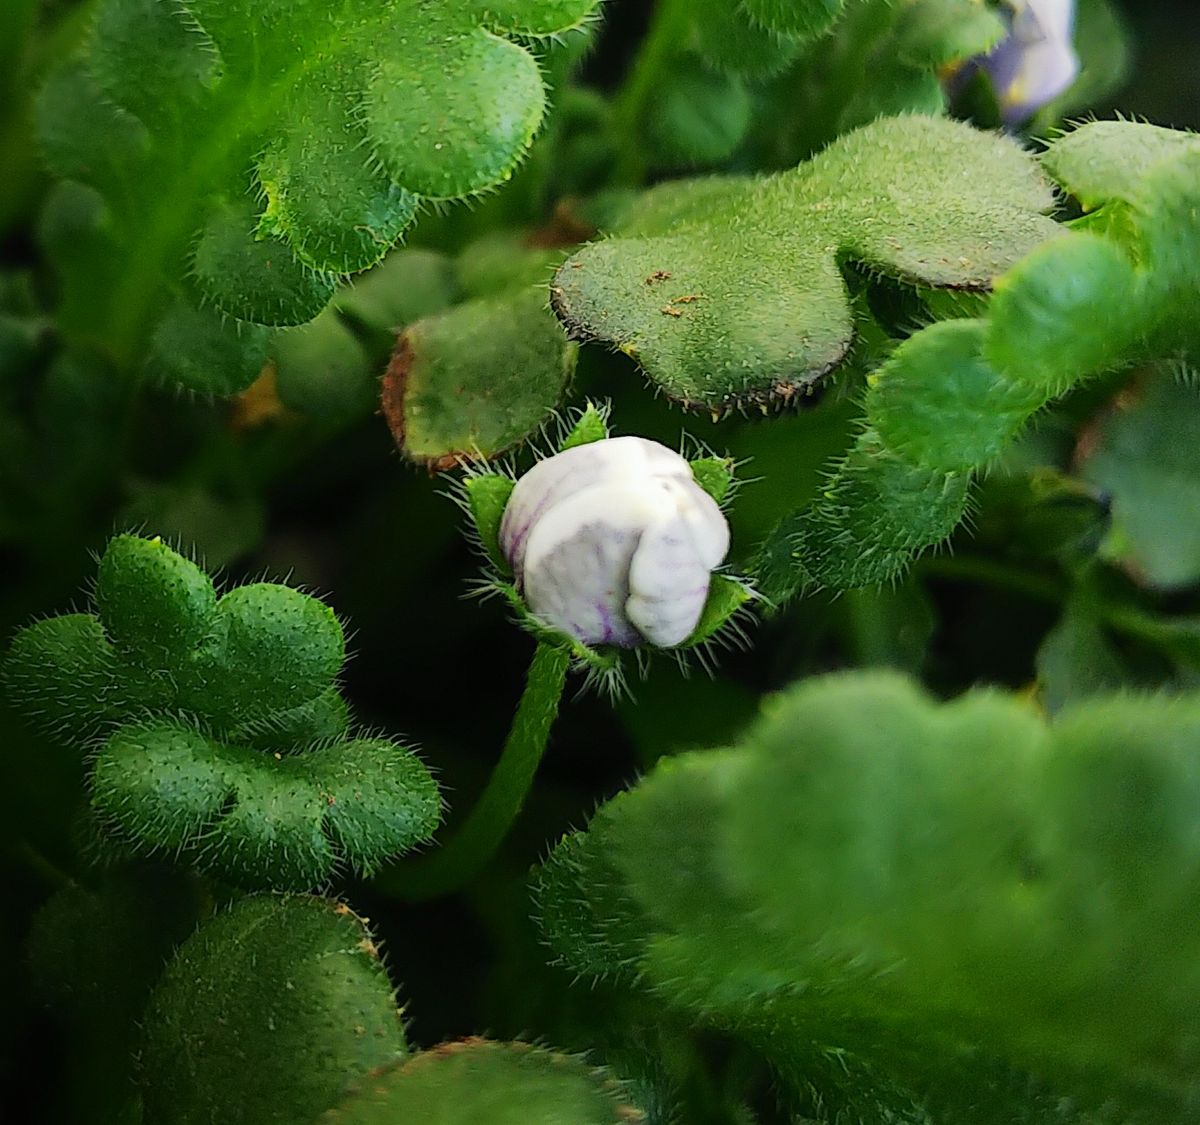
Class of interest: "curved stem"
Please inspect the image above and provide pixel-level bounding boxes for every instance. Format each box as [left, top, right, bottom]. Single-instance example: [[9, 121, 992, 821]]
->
[[374, 641, 571, 901]]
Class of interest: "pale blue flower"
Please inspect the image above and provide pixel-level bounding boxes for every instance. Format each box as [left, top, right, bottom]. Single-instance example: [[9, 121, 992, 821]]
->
[[982, 0, 1080, 122]]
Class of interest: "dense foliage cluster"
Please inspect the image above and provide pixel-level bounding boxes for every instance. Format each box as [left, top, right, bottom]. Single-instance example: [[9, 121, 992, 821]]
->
[[3, 1, 1200, 1122]]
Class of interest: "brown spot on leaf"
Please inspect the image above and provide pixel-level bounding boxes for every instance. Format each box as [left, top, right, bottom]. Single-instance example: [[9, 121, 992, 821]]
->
[[644, 270, 672, 285]]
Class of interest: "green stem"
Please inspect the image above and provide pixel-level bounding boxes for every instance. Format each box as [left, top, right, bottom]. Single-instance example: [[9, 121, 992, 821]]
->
[[374, 641, 571, 900], [608, 0, 690, 185]]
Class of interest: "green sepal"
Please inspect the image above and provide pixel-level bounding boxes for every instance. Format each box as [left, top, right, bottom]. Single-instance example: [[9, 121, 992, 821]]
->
[[496, 580, 623, 682], [559, 401, 610, 450], [688, 455, 736, 505], [321, 1039, 643, 1124], [465, 473, 517, 575], [141, 894, 407, 1125], [679, 574, 754, 650]]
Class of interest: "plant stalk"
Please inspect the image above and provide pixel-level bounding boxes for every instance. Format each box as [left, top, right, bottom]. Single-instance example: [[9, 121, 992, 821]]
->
[[374, 641, 571, 900]]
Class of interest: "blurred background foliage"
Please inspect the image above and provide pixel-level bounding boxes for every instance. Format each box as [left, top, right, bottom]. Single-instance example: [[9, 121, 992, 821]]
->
[[2, 1, 1199, 1121]]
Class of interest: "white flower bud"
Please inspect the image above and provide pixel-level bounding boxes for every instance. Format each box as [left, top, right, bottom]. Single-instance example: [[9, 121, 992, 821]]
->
[[499, 436, 730, 649]]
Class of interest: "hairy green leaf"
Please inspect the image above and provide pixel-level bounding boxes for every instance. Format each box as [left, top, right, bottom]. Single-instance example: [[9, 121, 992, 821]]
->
[[1077, 374, 1200, 591], [322, 1038, 643, 1124], [4, 535, 441, 889], [34, 0, 598, 374], [758, 120, 1200, 600], [535, 671, 1200, 1118], [553, 115, 1059, 410], [382, 287, 576, 469], [141, 895, 406, 1125]]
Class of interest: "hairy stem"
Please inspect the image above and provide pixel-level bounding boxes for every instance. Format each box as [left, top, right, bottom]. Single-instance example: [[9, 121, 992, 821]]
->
[[374, 641, 571, 900]]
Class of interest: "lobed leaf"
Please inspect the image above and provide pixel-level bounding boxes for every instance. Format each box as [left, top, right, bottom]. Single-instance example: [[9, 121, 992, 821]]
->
[[535, 671, 1200, 1118], [552, 115, 1059, 411], [141, 894, 407, 1125], [758, 119, 1200, 600], [322, 1038, 644, 1124], [4, 535, 442, 889], [34, 0, 599, 373]]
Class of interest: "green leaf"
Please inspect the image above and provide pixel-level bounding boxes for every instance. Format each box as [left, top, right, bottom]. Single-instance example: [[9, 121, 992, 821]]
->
[[35, 0, 598, 366], [334, 249, 460, 336], [891, 0, 1006, 68], [689, 0, 804, 78], [1036, 604, 1133, 714], [647, 59, 752, 169], [757, 429, 971, 596], [1040, 121, 1200, 213], [536, 672, 1200, 1117], [757, 120, 1200, 601], [382, 288, 576, 469], [1077, 373, 1200, 591], [743, 0, 847, 40], [983, 232, 1141, 401], [145, 298, 272, 396], [192, 199, 338, 328], [180, 581, 345, 725], [29, 868, 201, 1124], [5, 536, 441, 888], [96, 534, 216, 666], [553, 115, 1059, 410], [532, 828, 651, 983], [141, 895, 407, 1125], [322, 1039, 643, 1124], [272, 307, 374, 423], [3, 614, 122, 741]]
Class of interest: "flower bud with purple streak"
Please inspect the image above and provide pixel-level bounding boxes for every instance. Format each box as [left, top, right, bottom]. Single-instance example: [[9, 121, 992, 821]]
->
[[498, 436, 730, 649], [981, 0, 1080, 123]]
